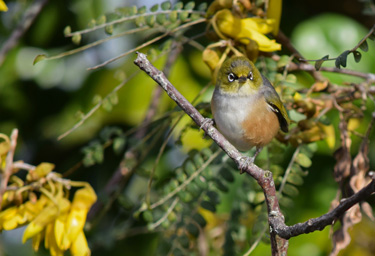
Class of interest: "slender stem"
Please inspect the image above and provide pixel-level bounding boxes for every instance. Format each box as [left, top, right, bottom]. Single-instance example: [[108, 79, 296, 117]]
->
[[149, 150, 221, 210], [148, 198, 179, 230], [65, 10, 205, 37], [278, 146, 300, 194]]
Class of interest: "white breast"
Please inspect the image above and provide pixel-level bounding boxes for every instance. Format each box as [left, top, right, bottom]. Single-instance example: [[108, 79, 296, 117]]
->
[[211, 89, 260, 151]]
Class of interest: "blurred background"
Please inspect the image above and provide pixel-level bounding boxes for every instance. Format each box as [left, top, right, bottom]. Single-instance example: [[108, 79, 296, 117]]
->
[[1, 0, 375, 255]]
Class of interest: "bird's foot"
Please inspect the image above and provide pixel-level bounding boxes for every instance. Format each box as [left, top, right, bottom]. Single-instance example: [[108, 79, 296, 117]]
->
[[239, 156, 255, 174], [238, 147, 263, 174], [200, 118, 215, 130]]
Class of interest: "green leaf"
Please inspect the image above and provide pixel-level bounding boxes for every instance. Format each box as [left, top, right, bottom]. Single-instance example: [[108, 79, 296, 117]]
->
[[113, 137, 126, 154], [88, 19, 96, 28], [369, 33, 375, 41], [286, 74, 297, 83], [150, 4, 159, 12], [186, 182, 200, 197], [205, 190, 220, 205], [201, 200, 216, 212], [335, 50, 350, 68], [142, 210, 153, 222], [72, 34, 81, 45], [173, 2, 183, 10], [138, 6, 147, 14], [219, 168, 234, 182], [161, 1, 172, 10], [193, 213, 207, 227], [169, 10, 178, 22], [178, 234, 190, 248], [291, 164, 309, 176], [192, 153, 204, 168], [183, 159, 196, 175], [105, 24, 114, 35], [190, 12, 200, 21], [178, 190, 193, 203], [64, 26, 71, 36], [184, 1, 195, 10], [92, 94, 102, 104], [214, 178, 228, 192], [135, 16, 145, 27], [286, 173, 304, 186], [253, 192, 265, 204], [200, 148, 212, 160], [353, 50, 362, 63], [33, 54, 46, 65], [156, 13, 167, 24], [198, 3, 208, 11], [279, 196, 294, 208], [314, 55, 329, 71], [176, 169, 187, 183], [97, 15, 106, 25], [359, 40, 368, 52], [146, 15, 155, 27], [109, 92, 118, 105], [277, 55, 290, 68], [179, 11, 189, 22], [93, 143, 104, 163], [186, 223, 199, 237], [194, 176, 207, 189], [102, 98, 113, 112], [282, 184, 299, 197], [296, 153, 312, 168]]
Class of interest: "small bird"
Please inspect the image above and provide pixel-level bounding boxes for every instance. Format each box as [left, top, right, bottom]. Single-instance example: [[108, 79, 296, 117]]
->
[[211, 56, 289, 167]]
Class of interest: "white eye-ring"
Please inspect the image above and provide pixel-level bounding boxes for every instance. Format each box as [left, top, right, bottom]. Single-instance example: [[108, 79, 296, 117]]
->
[[228, 73, 236, 82], [248, 72, 254, 81]]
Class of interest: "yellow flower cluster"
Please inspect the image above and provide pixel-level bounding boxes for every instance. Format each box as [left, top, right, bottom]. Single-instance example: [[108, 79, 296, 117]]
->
[[0, 132, 97, 256], [0, 0, 7, 12], [215, 9, 281, 52], [203, 0, 283, 81]]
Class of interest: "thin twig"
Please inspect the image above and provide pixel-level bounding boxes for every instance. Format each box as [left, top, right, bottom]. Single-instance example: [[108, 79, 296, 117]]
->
[[288, 62, 375, 81], [278, 146, 300, 194], [148, 197, 179, 230], [87, 18, 205, 70], [148, 150, 221, 211], [65, 10, 205, 37], [57, 71, 139, 140], [243, 226, 268, 256], [0, 0, 48, 66]]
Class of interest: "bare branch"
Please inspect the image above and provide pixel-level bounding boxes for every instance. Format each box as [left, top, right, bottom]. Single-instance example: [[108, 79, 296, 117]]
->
[[271, 177, 375, 239], [134, 52, 288, 256]]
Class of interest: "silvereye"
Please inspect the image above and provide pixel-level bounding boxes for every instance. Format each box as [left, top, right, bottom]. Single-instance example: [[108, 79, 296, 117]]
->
[[211, 56, 289, 164]]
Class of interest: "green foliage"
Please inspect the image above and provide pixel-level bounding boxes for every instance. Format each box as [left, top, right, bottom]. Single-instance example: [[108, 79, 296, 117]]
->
[[81, 126, 127, 167]]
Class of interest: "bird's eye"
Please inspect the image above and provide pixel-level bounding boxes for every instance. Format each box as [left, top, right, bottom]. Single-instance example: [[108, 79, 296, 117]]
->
[[228, 73, 236, 82], [248, 72, 254, 81]]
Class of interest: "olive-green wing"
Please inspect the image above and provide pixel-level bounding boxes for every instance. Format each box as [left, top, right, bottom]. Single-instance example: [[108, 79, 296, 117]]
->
[[261, 74, 289, 133]]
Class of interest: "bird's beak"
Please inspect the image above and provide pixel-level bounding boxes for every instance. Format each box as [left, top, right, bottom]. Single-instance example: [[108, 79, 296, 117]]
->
[[238, 76, 247, 83]]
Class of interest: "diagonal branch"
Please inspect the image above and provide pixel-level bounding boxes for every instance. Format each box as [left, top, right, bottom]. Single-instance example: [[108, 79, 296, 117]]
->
[[133, 52, 375, 256], [134, 52, 288, 256]]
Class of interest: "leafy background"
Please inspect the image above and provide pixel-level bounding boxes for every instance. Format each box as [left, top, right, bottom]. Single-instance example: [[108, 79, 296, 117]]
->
[[1, 0, 375, 255]]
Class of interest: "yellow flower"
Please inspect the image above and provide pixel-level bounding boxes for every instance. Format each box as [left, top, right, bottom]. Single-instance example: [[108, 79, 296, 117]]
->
[[214, 9, 281, 52], [61, 185, 97, 250], [0, 0, 7, 12], [267, 0, 283, 35], [22, 197, 71, 243], [0, 206, 21, 230], [70, 231, 91, 256]]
